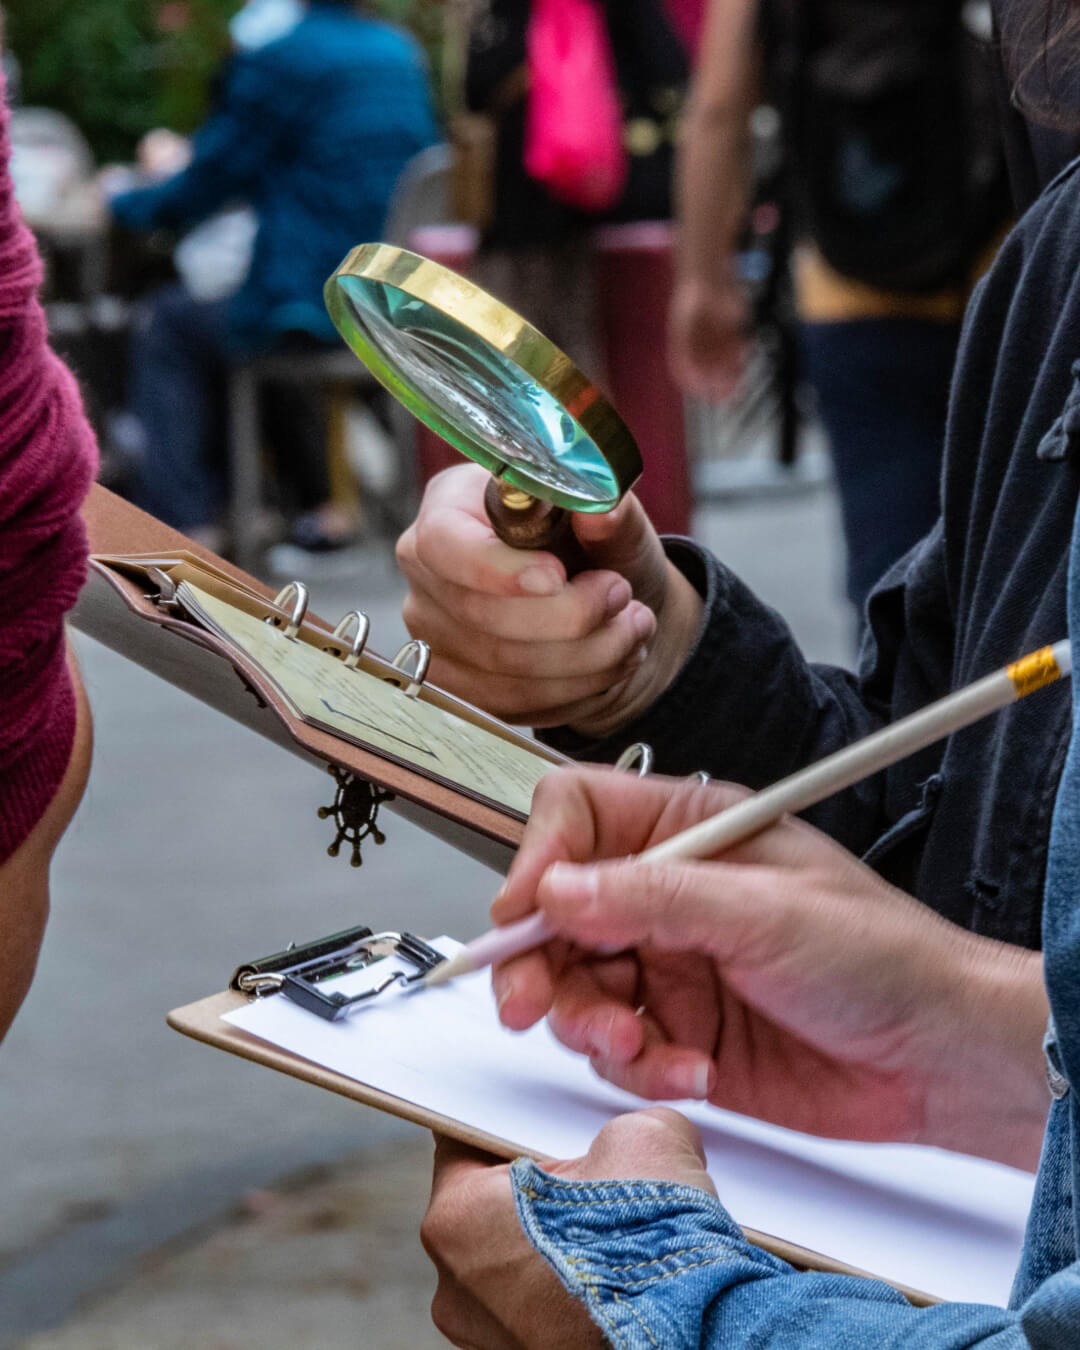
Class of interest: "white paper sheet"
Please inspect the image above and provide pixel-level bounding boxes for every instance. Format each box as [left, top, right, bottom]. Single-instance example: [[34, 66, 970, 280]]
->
[[224, 939, 1035, 1305]]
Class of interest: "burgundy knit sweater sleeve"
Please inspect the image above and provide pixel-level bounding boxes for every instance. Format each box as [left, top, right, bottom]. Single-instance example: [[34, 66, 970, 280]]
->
[[0, 84, 98, 864]]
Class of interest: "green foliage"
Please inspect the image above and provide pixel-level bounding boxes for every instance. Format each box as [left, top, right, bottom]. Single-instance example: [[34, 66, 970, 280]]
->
[[5, 0, 445, 165]]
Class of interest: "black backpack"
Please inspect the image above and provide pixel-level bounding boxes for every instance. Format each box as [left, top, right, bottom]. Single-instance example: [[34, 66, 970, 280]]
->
[[764, 0, 1011, 292]]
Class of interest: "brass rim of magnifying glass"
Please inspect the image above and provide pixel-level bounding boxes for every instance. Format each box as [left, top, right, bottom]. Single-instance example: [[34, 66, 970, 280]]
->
[[324, 243, 642, 511]]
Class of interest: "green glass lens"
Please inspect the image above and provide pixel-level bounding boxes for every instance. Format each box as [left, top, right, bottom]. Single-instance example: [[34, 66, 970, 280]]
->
[[330, 274, 620, 511]]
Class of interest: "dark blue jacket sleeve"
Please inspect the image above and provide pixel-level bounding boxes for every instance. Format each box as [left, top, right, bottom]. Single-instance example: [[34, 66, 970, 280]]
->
[[109, 51, 285, 233], [540, 521, 954, 862]]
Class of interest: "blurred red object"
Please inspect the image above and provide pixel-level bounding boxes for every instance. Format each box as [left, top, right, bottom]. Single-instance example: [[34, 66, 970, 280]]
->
[[523, 0, 627, 213], [664, 0, 707, 58], [592, 221, 691, 537]]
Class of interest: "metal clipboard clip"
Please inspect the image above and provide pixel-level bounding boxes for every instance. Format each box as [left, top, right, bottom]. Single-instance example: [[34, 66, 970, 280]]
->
[[230, 925, 445, 1022]]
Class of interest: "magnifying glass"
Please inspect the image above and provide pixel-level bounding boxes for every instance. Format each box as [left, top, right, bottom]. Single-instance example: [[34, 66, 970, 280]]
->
[[324, 244, 642, 553]]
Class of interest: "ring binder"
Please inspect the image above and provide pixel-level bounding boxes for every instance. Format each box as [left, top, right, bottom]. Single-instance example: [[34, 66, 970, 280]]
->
[[390, 639, 432, 699], [230, 924, 445, 1021], [268, 581, 310, 641], [614, 742, 654, 776], [76, 488, 571, 869], [331, 610, 371, 669]]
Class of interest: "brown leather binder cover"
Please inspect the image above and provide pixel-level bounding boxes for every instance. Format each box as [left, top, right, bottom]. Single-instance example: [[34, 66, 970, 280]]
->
[[73, 485, 563, 871]]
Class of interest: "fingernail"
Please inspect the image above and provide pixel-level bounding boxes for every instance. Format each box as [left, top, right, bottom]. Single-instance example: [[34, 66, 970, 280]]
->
[[546, 862, 598, 908], [519, 566, 563, 596], [496, 980, 514, 1014], [631, 605, 656, 642], [604, 578, 632, 618], [669, 1061, 711, 1100], [588, 1010, 617, 1059]]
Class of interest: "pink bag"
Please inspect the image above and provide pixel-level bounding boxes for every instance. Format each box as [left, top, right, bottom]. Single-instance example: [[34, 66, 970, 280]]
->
[[523, 0, 627, 214]]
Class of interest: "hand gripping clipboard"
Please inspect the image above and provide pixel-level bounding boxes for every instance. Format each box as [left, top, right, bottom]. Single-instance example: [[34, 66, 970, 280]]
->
[[72, 485, 567, 871], [167, 924, 947, 1309]]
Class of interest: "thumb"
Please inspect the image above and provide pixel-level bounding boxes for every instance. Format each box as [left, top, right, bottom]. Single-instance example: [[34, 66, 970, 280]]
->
[[556, 1108, 717, 1196], [570, 493, 669, 611]]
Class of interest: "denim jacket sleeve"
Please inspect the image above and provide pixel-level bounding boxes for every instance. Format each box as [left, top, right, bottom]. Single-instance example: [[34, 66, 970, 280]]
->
[[110, 50, 287, 235], [540, 520, 955, 861], [511, 1160, 1076, 1350]]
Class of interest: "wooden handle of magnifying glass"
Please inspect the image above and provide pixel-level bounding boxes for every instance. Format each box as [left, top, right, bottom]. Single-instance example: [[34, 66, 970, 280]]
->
[[483, 477, 589, 571]]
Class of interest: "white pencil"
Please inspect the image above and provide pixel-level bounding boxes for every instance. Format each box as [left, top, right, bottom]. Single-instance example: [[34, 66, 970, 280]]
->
[[425, 640, 1073, 988]]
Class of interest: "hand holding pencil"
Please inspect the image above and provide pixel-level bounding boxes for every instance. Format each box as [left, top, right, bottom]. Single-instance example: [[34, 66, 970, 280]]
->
[[428, 641, 1071, 988], [459, 764, 1049, 1164], [418, 644, 1066, 1165]]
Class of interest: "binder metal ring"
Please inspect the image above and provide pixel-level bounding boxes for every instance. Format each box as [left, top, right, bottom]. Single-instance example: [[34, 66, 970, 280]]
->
[[614, 742, 654, 777], [332, 610, 371, 668], [269, 581, 310, 641], [390, 638, 431, 699]]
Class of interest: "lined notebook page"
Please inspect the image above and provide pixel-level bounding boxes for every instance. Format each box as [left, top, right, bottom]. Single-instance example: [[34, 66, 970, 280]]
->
[[223, 939, 1034, 1306], [179, 583, 552, 815]]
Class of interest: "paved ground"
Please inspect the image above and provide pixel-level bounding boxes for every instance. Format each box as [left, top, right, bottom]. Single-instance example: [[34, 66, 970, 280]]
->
[[0, 477, 851, 1348]]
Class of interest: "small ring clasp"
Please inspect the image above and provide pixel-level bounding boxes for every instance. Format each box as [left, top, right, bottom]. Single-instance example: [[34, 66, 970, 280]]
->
[[390, 639, 431, 698], [332, 610, 371, 669], [614, 742, 654, 776], [268, 581, 310, 640]]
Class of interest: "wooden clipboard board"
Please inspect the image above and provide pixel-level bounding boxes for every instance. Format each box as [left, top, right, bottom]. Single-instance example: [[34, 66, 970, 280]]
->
[[168, 985, 937, 1308]]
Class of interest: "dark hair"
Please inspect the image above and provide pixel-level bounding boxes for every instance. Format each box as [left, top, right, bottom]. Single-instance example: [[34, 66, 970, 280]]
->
[[999, 0, 1080, 130]]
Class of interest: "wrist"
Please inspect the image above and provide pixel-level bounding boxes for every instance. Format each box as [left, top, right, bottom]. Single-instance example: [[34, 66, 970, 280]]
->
[[920, 937, 1048, 1169], [567, 560, 704, 740]]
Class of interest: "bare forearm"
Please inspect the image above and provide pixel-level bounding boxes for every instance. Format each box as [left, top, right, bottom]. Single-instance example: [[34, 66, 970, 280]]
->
[[675, 0, 761, 288], [0, 645, 92, 1041]]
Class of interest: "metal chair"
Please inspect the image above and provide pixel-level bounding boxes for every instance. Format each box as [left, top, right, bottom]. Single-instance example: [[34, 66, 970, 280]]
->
[[225, 144, 459, 575], [226, 348, 377, 574]]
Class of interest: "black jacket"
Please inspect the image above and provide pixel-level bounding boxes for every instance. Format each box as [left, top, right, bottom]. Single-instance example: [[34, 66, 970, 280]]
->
[[546, 157, 1080, 951]]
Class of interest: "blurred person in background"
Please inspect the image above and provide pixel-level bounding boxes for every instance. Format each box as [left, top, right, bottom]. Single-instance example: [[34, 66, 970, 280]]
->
[[452, 0, 688, 371], [0, 62, 96, 1041], [103, 0, 437, 558], [668, 0, 1011, 618]]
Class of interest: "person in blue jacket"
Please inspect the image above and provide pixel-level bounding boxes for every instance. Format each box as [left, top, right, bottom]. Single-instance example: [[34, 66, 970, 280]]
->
[[107, 0, 437, 550]]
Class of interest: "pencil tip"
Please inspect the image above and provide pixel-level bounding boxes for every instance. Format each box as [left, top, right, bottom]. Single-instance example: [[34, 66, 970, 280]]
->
[[424, 953, 471, 988]]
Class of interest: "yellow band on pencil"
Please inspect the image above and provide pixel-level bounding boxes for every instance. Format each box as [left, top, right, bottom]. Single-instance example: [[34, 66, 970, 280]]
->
[[1007, 646, 1062, 698]]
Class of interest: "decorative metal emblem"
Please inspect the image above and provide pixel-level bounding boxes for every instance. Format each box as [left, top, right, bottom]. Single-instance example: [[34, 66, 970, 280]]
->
[[317, 766, 393, 867]]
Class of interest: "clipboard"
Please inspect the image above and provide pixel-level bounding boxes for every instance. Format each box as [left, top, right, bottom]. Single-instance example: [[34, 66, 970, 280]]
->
[[167, 924, 950, 1309], [72, 485, 569, 872]]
